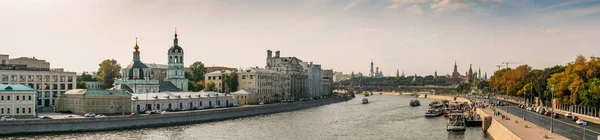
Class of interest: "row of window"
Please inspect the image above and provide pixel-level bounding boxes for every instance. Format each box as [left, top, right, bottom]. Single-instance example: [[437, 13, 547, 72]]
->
[[0, 107, 32, 114], [0, 75, 74, 82], [0, 95, 33, 101]]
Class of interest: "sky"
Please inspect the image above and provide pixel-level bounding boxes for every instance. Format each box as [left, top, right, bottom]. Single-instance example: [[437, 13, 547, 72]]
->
[[1, 0, 600, 77]]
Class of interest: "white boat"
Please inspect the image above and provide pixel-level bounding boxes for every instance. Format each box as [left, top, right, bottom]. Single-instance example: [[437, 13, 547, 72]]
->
[[447, 113, 466, 131]]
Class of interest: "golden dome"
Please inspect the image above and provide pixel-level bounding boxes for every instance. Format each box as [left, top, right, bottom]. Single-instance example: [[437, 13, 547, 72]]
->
[[134, 37, 140, 52]]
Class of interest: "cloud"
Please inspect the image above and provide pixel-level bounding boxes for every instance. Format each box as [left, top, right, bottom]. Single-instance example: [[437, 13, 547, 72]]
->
[[341, 0, 366, 12], [545, 29, 561, 34], [430, 0, 470, 12], [406, 5, 424, 14], [387, 0, 431, 9]]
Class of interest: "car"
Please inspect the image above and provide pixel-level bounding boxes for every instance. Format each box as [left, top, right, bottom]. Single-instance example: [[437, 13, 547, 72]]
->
[[129, 113, 138, 116], [544, 111, 551, 116], [565, 112, 573, 118], [40, 116, 53, 120], [572, 116, 579, 121], [65, 115, 74, 119], [553, 113, 560, 118], [95, 114, 107, 118], [84, 112, 96, 117], [1, 116, 16, 121], [576, 119, 585, 125], [160, 111, 169, 114], [526, 107, 533, 111]]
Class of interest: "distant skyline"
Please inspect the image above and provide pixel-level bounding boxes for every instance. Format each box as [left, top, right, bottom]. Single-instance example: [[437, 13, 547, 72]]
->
[[2, 0, 600, 76]]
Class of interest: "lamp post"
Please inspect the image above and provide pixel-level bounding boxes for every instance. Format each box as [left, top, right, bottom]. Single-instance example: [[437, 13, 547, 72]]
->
[[523, 85, 527, 121], [550, 85, 554, 133]]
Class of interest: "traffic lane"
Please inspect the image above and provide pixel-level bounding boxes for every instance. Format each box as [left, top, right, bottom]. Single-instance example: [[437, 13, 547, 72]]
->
[[501, 101, 600, 132], [502, 104, 600, 134], [499, 106, 599, 140]]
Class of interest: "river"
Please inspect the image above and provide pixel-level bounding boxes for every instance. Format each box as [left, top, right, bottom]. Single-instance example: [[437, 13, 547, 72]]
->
[[10, 95, 490, 140]]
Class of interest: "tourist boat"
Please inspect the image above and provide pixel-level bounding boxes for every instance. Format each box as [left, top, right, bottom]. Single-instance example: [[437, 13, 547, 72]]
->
[[425, 104, 444, 117], [362, 91, 370, 97], [362, 98, 369, 104], [447, 113, 466, 131], [410, 99, 420, 107]]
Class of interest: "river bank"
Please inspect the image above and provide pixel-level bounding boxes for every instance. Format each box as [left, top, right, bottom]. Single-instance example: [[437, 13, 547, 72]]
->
[[0, 97, 348, 136], [421, 94, 567, 140]]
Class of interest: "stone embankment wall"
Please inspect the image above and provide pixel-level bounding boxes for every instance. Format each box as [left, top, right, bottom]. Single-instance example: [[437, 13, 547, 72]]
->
[[478, 109, 521, 140], [0, 98, 347, 136]]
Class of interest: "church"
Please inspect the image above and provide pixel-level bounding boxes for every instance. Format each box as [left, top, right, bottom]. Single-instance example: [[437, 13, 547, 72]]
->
[[112, 30, 188, 93]]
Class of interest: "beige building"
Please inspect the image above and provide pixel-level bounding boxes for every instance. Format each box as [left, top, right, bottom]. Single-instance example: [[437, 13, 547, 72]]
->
[[204, 70, 230, 92], [56, 89, 131, 115], [206, 67, 290, 104], [5, 56, 50, 71], [0, 54, 77, 112], [231, 89, 257, 105], [265, 50, 307, 100], [0, 84, 36, 117]]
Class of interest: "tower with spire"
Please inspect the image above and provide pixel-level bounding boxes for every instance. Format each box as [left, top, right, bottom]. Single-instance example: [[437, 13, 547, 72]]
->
[[166, 29, 189, 91], [465, 64, 474, 83], [369, 61, 374, 77], [113, 38, 160, 93], [451, 60, 461, 84], [396, 69, 400, 77]]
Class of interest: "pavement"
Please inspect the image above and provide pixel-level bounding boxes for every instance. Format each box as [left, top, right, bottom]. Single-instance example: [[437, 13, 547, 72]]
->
[[424, 95, 567, 140], [498, 102, 600, 140]]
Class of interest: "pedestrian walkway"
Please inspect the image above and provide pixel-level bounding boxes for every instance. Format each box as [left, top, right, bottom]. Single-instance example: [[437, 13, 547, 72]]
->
[[482, 107, 567, 140]]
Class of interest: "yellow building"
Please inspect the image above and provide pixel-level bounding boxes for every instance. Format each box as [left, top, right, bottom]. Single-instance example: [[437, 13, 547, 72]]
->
[[0, 84, 36, 117], [56, 89, 131, 115]]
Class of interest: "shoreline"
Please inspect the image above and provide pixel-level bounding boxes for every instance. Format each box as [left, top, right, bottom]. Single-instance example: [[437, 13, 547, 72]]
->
[[0, 97, 349, 136]]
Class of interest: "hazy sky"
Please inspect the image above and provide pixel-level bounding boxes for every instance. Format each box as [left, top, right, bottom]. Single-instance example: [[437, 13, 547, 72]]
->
[[2, 0, 600, 76]]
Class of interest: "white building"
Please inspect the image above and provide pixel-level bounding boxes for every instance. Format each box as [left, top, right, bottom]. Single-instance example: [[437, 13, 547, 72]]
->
[[83, 81, 102, 90], [130, 91, 236, 113], [0, 84, 36, 117], [301, 62, 323, 98], [0, 54, 76, 112]]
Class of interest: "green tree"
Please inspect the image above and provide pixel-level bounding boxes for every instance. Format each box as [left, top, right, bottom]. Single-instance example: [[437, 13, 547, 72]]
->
[[205, 81, 216, 91], [578, 78, 600, 107], [189, 61, 207, 82], [222, 72, 239, 93], [96, 59, 121, 89], [477, 81, 489, 91]]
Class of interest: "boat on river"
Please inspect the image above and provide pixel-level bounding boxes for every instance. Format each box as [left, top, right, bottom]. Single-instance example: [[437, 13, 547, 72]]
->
[[410, 99, 420, 107], [362, 98, 369, 104], [447, 113, 466, 131], [425, 104, 444, 117]]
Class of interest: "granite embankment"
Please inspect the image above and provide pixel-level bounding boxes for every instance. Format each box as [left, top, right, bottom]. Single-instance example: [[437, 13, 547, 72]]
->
[[423, 95, 566, 140], [0, 98, 348, 136]]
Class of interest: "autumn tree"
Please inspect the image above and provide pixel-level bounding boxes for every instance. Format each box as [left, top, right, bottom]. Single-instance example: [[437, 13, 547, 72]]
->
[[96, 59, 121, 89]]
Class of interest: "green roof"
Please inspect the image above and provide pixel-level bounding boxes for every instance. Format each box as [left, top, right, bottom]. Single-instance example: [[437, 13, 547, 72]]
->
[[0, 84, 34, 92], [65, 89, 130, 96]]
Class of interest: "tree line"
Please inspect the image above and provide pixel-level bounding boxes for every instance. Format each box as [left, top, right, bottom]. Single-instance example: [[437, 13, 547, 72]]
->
[[490, 55, 600, 107]]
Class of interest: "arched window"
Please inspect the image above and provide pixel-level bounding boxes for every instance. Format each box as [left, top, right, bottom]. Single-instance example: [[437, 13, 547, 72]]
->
[[174, 56, 178, 63], [168, 103, 172, 109], [179, 56, 183, 63], [179, 103, 183, 109], [136, 105, 140, 112], [169, 56, 172, 63]]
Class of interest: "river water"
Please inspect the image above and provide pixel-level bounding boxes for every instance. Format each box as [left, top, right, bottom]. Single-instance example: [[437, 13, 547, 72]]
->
[[11, 95, 490, 140]]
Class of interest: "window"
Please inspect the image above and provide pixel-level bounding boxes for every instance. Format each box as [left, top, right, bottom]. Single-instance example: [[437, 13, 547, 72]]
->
[[16, 108, 19, 114], [6, 108, 10, 114], [22, 108, 25, 113], [28, 108, 31, 113], [1, 96, 3, 101], [22, 96, 25, 101], [28, 96, 31, 100], [16, 96, 19, 101], [1, 108, 3, 114], [7, 96, 10, 101]]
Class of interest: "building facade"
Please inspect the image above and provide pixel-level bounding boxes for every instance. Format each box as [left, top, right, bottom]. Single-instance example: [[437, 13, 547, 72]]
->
[[84, 81, 102, 90], [0, 54, 76, 112], [130, 91, 236, 113], [205, 67, 290, 103], [301, 62, 323, 98], [56, 89, 131, 115], [0, 84, 36, 117], [322, 78, 331, 96], [165, 31, 188, 91], [265, 50, 307, 99], [113, 39, 161, 93]]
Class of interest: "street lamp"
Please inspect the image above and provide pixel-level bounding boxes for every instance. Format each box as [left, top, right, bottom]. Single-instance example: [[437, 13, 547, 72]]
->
[[523, 85, 527, 121], [550, 84, 554, 133]]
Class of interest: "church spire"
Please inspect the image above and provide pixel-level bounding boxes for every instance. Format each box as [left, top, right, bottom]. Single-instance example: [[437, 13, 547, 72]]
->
[[134, 37, 139, 52], [174, 28, 179, 46]]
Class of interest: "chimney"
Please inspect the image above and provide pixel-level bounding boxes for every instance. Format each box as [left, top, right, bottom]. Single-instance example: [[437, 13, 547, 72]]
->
[[267, 50, 272, 58], [275, 51, 280, 58]]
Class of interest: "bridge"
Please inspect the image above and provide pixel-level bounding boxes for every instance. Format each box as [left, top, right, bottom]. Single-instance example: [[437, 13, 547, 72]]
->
[[333, 84, 458, 93]]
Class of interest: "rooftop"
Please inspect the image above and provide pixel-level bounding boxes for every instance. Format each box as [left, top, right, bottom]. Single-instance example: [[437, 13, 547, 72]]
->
[[0, 84, 35, 92], [65, 89, 131, 96]]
